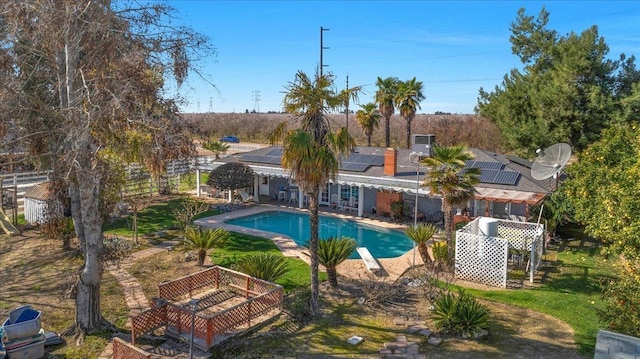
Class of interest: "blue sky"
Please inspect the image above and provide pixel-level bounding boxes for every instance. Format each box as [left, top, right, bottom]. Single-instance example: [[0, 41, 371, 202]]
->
[[169, 1, 640, 114]]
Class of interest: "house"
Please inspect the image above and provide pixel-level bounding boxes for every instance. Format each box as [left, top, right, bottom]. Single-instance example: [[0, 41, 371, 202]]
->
[[195, 136, 556, 222]]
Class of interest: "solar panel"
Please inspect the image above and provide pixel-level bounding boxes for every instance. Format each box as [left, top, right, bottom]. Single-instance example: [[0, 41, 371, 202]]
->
[[478, 169, 520, 185], [266, 148, 282, 157], [494, 170, 520, 185], [346, 154, 363, 163], [466, 161, 504, 170], [265, 156, 281, 165], [240, 155, 265, 163], [340, 162, 369, 172], [479, 169, 498, 183], [359, 154, 385, 166]]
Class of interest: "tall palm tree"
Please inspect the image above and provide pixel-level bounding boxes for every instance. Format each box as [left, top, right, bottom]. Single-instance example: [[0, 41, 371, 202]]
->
[[181, 226, 230, 266], [270, 70, 356, 316], [337, 83, 363, 132], [395, 78, 425, 149], [315, 236, 357, 288], [375, 76, 399, 148], [356, 103, 381, 146], [422, 145, 480, 259], [405, 223, 437, 265]]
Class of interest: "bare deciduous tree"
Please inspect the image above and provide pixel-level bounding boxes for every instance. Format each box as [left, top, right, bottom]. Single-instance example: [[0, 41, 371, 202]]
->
[[0, 1, 213, 338]]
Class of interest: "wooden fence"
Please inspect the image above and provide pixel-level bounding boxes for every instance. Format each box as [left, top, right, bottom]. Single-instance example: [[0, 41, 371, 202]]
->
[[112, 337, 151, 359], [131, 266, 283, 350]]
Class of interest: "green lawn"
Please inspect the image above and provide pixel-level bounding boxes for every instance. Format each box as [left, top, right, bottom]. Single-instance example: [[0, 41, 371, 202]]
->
[[211, 232, 327, 292], [464, 225, 617, 356], [102, 197, 218, 237]]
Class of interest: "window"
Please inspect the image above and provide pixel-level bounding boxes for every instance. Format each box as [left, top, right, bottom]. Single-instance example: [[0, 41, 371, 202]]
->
[[340, 185, 359, 201]]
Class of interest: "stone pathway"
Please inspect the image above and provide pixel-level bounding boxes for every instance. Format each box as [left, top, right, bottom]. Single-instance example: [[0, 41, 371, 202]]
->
[[375, 318, 442, 358], [98, 239, 181, 359]]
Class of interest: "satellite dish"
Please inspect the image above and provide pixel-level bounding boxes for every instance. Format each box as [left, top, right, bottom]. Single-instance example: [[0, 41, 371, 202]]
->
[[531, 143, 571, 180]]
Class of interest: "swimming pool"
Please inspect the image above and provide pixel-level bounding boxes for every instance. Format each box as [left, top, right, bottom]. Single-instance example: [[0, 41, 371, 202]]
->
[[226, 211, 413, 259]]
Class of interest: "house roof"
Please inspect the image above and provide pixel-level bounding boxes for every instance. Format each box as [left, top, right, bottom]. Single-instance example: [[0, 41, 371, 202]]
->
[[201, 145, 556, 205]]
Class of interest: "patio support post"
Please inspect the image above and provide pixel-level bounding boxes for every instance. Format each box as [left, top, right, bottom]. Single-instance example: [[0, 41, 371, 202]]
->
[[253, 175, 259, 203], [196, 168, 201, 197], [357, 185, 364, 217], [298, 189, 304, 209], [188, 298, 201, 359]]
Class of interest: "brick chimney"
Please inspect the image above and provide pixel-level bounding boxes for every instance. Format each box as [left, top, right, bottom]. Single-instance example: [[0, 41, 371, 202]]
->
[[384, 148, 397, 176]]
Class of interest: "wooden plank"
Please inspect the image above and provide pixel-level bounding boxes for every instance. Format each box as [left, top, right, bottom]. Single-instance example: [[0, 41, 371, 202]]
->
[[356, 247, 380, 272]]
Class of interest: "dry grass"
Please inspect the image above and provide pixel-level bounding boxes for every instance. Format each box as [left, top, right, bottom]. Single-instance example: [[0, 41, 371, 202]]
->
[[0, 231, 129, 359]]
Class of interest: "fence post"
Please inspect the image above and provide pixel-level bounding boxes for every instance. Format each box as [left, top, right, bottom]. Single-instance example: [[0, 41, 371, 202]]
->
[[206, 318, 214, 348], [245, 277, 250, 298], [247, 301, 252, 328], [215, 267, 220, 289], [131, 318, 137, 346]]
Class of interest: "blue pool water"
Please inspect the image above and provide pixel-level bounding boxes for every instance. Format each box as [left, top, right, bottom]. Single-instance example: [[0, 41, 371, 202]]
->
[[226, 211, 413, 259]]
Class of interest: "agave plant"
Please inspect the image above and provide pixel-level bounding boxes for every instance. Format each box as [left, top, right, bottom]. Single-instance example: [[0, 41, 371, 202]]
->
[[315, 236, 357, 288], [233, 253, 289, 282], [181, 226, 230, 266], [431, 288, 489, 337]]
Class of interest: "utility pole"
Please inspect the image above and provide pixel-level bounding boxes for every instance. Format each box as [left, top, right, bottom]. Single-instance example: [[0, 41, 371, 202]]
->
[[208, 97, 213, 113], [320, 27, 329, 77], [345, 75, 349, 131]]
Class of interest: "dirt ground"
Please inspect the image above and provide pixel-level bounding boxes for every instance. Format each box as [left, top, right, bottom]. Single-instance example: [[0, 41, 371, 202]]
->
[[0, 226, 584, 359]]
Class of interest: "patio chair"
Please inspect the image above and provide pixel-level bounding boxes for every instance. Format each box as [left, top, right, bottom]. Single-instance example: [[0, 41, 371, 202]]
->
[[347, 196, 358, 212], [330, 194, 339, 209], [240, 191, 253, 203], [337, 197, 347, 212], [289, 189, 298, 203], [199, 185, 212, 197]]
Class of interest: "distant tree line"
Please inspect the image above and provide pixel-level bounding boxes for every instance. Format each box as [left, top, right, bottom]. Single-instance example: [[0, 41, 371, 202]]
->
[[182, 113, 503, 152]]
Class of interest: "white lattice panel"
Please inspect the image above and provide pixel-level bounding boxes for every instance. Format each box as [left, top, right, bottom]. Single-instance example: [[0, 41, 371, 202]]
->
[[497, 220, 543, 251], [455, 232, 508, 288]]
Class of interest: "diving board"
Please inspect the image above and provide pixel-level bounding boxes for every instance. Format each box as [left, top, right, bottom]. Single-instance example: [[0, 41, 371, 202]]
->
[[0, 208, 18, 236], [357, 247, 380, 272]]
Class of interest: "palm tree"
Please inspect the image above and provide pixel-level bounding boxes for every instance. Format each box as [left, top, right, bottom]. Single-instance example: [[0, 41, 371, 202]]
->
[[356, 103, 381, 146], [405, 223, 437, 265], [181, 226, 230, 266], [375, 76, 399, 148], [203, 139, 230, 159], [270, 70, 356, 316], [315, 236, 357, 288], [395, 78, 425, 149], [337, 83, 363, 132], [234, 253, 289, 282], [422, 145, 480, 259]]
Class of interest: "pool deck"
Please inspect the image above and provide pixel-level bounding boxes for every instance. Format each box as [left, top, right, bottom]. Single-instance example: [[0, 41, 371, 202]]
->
[[194, 204, 432, 281]]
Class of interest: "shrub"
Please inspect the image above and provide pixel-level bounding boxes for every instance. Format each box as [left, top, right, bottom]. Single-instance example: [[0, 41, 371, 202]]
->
[[432, 242, 449, 263], [455, 221, 469, 230], [283, 287, 312, 324], [598, 264, 640, 337], [431, 288, 489, 337], [233, 253, 289, 282], [102, 235, 136, 268], [390, 201, 406, 221]]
